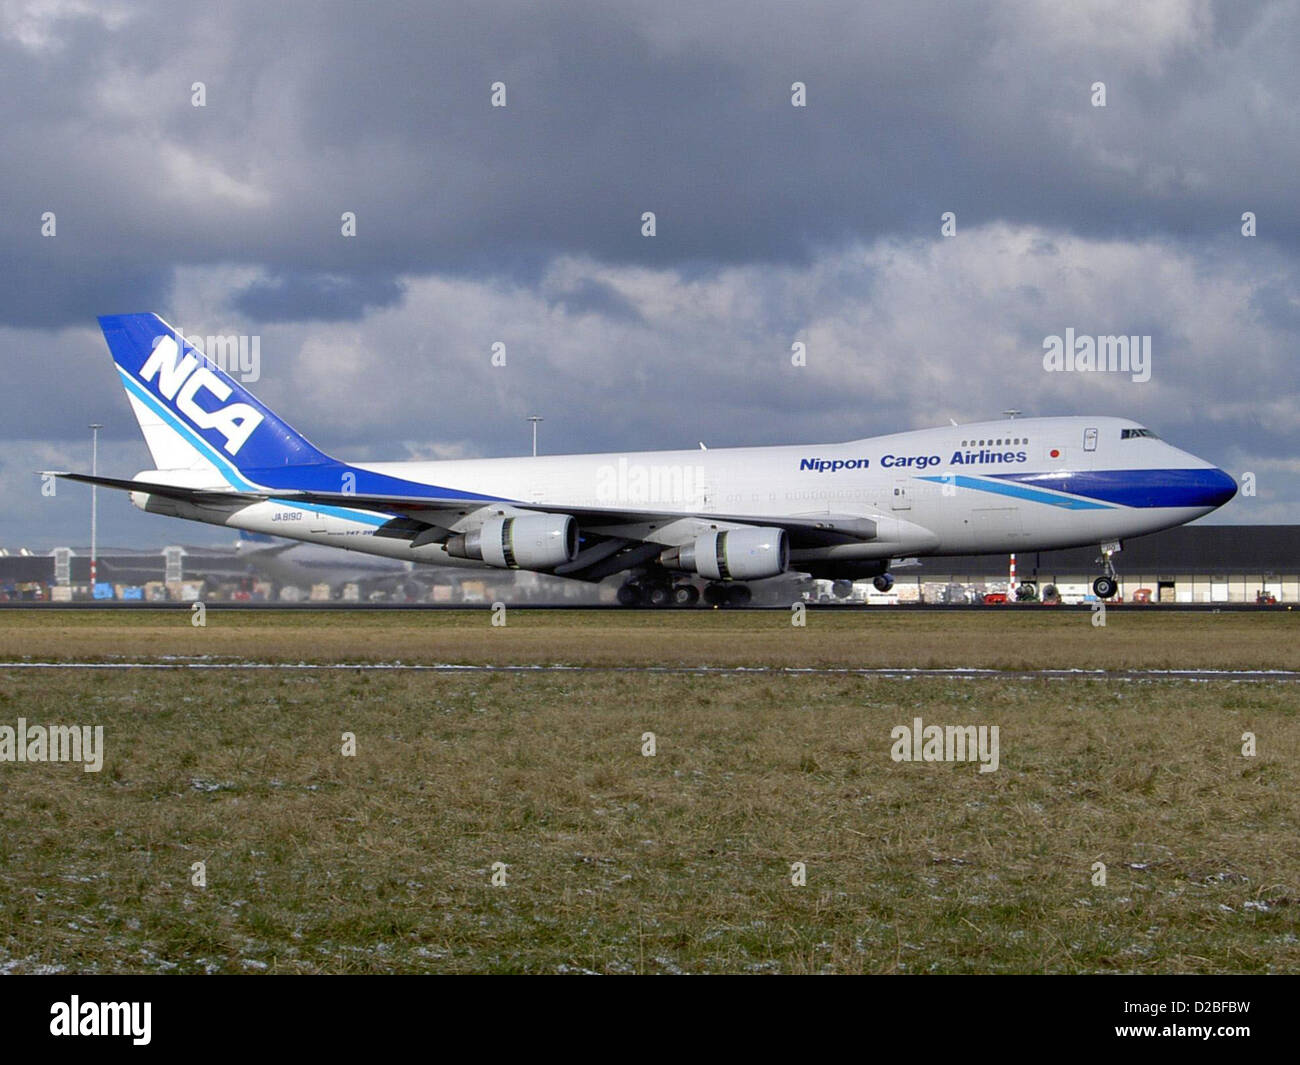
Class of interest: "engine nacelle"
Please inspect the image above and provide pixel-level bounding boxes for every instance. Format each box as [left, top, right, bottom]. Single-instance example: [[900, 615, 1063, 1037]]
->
[[445, 514, 579, 571], [661, 527, 789, 581]]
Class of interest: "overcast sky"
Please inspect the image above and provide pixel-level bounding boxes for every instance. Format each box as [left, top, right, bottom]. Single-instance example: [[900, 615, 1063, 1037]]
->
[[3, 0, 1296, 549]]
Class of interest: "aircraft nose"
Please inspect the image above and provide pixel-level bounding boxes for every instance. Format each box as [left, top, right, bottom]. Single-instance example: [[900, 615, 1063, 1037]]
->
[[1203, 467, 1238, 508], [1150, 464, 1237, 509]]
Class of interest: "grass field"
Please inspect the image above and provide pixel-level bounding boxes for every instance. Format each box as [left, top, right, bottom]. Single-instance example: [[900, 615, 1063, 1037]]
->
[[0, 612, 1296, 973], [1, 607, 1297, 670]]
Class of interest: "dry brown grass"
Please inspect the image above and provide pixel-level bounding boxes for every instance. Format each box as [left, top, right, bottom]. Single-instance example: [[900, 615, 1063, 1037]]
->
[[0, 608, 1297, 670], [0, 664, 1296, 974]]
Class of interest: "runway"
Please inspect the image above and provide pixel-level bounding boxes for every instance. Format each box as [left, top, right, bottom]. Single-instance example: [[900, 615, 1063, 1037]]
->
[[2, 661, 1296, 682]]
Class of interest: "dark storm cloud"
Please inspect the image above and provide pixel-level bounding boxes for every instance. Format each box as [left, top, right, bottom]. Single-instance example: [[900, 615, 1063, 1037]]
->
[[2, 0, 1298, 548], [2, 0, 1298, 327], [229, 272, 406, 321]]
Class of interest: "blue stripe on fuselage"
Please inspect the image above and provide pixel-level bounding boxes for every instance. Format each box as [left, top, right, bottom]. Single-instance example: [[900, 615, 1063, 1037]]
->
[[118, 364, 504, 513], [119, 368, 391, 527], [990, 469, 1237, 509], [118, 367, 257, 490], [270, 502, 389, 527], [917, 474, 1113, 510]]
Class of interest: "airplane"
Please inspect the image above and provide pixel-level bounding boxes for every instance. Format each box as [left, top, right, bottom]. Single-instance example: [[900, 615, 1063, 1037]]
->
[[48, 313, 1238, 607]]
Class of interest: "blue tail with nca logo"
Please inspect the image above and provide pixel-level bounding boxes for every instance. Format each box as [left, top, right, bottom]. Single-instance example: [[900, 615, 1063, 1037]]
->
[[99, 312, 333, 490]]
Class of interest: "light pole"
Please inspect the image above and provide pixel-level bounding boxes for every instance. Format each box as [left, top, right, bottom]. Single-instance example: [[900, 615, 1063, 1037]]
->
[[527, 416, 543, 457], [89, 423, 102, 590]]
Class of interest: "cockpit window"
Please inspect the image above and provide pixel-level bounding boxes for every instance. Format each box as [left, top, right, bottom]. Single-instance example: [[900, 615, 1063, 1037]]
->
[[1121, 428, 1159, 439]]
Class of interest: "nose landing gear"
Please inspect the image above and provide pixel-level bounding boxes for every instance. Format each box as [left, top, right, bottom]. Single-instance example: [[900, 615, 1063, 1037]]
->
[[1092, 541, 1121, 599]]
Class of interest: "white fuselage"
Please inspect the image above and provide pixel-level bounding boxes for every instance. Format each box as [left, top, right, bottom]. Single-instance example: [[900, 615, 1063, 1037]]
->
[[135, 416, 1233, 578]]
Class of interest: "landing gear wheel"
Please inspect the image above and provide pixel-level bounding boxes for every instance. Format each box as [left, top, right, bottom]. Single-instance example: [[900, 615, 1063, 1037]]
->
[[726, 584, 753, 607], [831, 580, 854, 599], [702, 583, 728, 607], [873, 574, 895, 593], [672, 584, 700, 607], [616, 582, 645, 607], [1094, 541, 1121, 601], [646, 584, 674, 608]]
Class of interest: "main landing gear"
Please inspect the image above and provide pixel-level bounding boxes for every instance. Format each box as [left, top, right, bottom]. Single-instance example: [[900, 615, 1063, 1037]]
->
[[1092, 541, 1121, 599], [828, 569, 894, 600], [617, 576, 745, 608], [704, 583, 751, 607]]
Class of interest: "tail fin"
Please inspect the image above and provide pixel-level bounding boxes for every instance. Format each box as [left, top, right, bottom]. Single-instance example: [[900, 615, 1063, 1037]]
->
[[99, 313, 331, 489]]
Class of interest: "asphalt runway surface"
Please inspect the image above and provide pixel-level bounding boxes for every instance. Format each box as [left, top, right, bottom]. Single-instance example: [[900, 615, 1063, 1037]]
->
[[2, 660, 1296, 682]]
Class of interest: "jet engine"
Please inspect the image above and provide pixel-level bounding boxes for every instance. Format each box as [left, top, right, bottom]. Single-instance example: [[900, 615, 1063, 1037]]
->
[[660, 527, 789, 581], [445, 514, 579, 570]]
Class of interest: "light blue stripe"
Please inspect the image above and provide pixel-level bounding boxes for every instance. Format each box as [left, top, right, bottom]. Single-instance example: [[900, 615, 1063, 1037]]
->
[[117, 365, 393, 527], [276, 502, 389, 528], [917, 474, 1113, 510], [118, 366, 257, 490]]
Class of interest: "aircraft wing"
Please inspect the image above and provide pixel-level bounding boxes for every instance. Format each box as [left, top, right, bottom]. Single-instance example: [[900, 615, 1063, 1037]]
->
[[45, 472, 883, 581], [46, 472, 258, 505], [45, 472, 488, 532], [278, 491, 879, 551], [48, 472, 878, 544], [278, 490, 883, 583]]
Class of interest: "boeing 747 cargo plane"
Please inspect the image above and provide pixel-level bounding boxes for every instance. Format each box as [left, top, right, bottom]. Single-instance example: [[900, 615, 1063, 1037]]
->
[[49, 313, 1237, 606]]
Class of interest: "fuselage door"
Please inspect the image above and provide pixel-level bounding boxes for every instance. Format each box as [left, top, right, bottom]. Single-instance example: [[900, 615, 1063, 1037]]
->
[[891, 480, 911, 510], [1083, 427, 1098, 452], [694, 466, 715, 513]]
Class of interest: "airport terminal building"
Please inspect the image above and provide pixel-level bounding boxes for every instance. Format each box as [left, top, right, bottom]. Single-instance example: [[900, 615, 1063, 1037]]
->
[[2, 524, 1297, 605], [908, 524, 1300, 604]]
